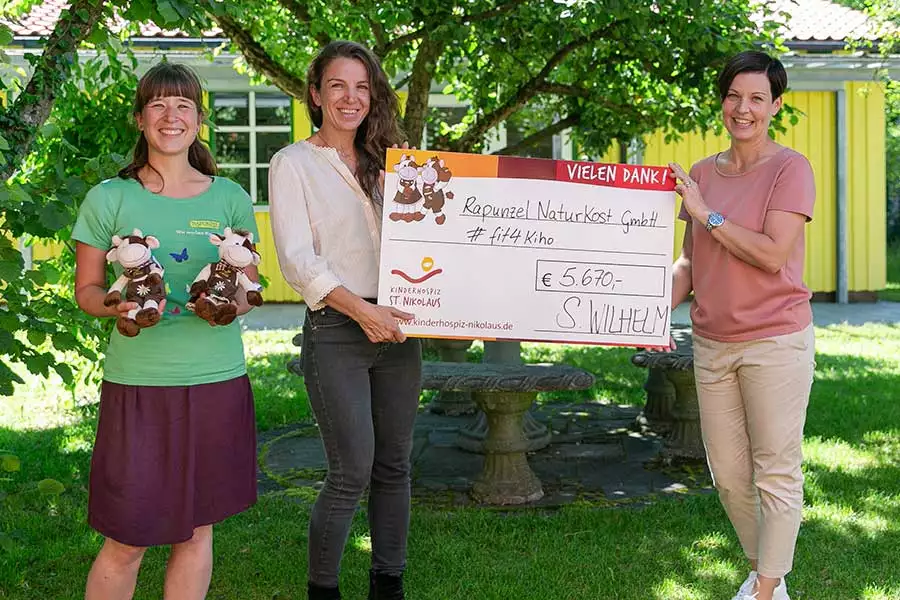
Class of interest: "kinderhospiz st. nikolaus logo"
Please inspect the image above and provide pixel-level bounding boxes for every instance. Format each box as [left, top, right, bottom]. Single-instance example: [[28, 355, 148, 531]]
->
[[389, 154, 455, 225], [391, 256, 443, 285]]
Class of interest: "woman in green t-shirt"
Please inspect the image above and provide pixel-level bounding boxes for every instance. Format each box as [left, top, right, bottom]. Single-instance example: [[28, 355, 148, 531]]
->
[[72, 63, 260, 599]]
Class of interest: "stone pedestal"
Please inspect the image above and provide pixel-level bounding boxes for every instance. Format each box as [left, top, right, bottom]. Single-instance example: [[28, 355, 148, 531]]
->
[[426, 339, 476, 416], [418, 361, 595, 505], [457, 407, 551, 453], [663, 369, 705, 460], [637, 366, 676, 434], [470, 391, 544, 505], [631, 325, 705, 461]]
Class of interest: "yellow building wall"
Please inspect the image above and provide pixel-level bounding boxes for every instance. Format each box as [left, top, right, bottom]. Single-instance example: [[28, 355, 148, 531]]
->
[[255, 209, 302, 302], [642, 87, 889, 294], [847, 81, 887, 292]]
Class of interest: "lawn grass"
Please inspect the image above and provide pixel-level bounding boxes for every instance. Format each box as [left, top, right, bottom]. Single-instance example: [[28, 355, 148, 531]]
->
[[2, 325, 899, 599], [879, 241, 900, 302]]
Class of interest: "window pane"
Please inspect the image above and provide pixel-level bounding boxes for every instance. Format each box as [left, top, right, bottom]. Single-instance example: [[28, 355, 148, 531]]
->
[[256, 93, 292, 126], [213, 93, 249, 127], [218, 167, 251, 197], [257, 168, 270, 204], [505, 113, 554, 159], [256, 131, 292, 164], [216, 131, 250, 165], [426, 106, 468, 150]]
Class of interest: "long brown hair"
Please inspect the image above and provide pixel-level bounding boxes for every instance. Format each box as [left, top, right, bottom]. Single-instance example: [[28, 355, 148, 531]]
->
[[119, 62, 217, 185], [306, 41, 403, 202]]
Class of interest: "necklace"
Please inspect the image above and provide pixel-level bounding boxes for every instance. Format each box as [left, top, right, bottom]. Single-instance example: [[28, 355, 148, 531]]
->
[[315, 132, 357, 172]]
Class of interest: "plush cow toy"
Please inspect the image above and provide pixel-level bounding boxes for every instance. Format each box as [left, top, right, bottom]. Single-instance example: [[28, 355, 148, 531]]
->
[[103, 228, 166, 337], [187, 227, 263, 326]]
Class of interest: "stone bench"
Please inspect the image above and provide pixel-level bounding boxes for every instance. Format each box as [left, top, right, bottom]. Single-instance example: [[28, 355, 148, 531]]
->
[[630, 325, 705, 461], [420, 361, 595, 505]]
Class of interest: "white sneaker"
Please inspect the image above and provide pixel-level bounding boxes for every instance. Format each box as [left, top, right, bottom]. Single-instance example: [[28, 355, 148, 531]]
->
[[739, 576, 790, 600], [774, 577, 790, 600], [732, 571, 757, 600]]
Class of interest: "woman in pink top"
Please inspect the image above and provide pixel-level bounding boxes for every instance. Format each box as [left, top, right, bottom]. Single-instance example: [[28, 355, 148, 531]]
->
[[669, 51, 816, 600]]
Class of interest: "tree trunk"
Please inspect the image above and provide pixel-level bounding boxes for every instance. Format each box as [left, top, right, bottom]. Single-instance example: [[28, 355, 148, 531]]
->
[[402, 36, 443, 148], [213, 14, 308, 100], [0, 0, 107, 182]]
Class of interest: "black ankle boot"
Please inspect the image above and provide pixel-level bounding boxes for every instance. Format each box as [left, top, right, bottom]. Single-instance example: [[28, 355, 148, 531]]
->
[[368, 569, 405, 600], [308, 581, 341, 600]]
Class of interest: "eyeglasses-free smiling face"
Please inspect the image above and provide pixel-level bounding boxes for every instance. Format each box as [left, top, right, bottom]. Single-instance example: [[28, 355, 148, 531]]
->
[[310, 57, 371, 134], [135, 96, 201, 157], [721, 71, 783, 143]]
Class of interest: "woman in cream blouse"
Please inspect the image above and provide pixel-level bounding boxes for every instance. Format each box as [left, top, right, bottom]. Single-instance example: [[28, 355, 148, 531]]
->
[[268, 41, 420, 600]]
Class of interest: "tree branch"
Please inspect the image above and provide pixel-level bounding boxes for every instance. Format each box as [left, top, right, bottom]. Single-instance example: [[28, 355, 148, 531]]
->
[[213, 14, 308, 99], [535, 82, 591, 99], [403, 35, 444, 147], [277, 0, 331, 47], [491, 113, 580, 156], [453, 21, 621, 151], [0, 0, 107, 182], [347, 0, 389, 57], [381, 0, 532, 56]]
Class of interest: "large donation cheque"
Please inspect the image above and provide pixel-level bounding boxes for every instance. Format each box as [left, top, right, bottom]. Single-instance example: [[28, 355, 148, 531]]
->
[[377, 148, 677, 348]]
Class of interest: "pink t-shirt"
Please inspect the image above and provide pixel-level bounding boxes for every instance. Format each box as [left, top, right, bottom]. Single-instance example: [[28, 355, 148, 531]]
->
[[679, 147, 815, 342]]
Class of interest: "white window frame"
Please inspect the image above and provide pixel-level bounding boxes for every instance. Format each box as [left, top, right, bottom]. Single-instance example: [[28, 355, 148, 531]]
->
[[213, 90, 292, 203]]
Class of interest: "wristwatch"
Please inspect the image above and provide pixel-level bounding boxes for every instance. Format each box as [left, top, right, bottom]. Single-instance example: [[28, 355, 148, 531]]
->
[[705, 211, 725, 232]]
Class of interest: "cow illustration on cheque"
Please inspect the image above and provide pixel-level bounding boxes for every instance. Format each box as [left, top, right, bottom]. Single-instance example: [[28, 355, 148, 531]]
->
[[388, 154, 454, 225]]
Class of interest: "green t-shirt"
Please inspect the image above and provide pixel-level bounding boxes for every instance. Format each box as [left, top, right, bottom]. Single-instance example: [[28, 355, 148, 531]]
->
[[72, 176, 260, 386]]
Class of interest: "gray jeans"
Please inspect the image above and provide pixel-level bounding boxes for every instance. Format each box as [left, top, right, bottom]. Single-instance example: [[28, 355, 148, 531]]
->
[[301, 306, 422, 587]]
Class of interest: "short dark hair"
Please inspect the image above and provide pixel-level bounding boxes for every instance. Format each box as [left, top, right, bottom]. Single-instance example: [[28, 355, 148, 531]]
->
[[717, 51, 787, 102]]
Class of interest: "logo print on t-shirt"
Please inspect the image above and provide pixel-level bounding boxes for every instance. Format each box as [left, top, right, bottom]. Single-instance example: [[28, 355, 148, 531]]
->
[[190, 219, 221, 230], [169, 247, 189, 262]]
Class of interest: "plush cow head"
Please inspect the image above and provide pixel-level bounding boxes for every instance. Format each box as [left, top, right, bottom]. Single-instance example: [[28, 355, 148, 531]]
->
[[107, 228, 159, 268], [210, 227, 260, 269], [421, 156, 451, 186], [393, 154, 421, 184]]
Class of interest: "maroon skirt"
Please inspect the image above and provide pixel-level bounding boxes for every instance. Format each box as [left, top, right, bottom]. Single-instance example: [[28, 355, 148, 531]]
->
[[88, 375, 257, 547]]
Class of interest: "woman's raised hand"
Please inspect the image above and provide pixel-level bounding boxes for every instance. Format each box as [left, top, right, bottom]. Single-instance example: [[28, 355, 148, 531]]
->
[[669, 162, 707, 221]]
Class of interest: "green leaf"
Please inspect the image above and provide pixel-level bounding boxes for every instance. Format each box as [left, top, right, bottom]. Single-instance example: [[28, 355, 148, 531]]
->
[[0, 329, 15, 354], [26, 329, 47, 347], [156, 0, 181, 24], [23, 353, 51, 377], [25, 269, 47, 287], [0, 24, 13, 47], [0, 532, 16, 554], [53, 362, 74, 385], [51, 331, 79, 352], [87, 27, 109, 46], [37, 479, 65, 496], [39, 122, 61, 139], [108, 35, 124, 54], [38, 203, 71, 233], [39, 263, 61, 285], [0, 134, 9, 152], [0, 454, 20, 473]]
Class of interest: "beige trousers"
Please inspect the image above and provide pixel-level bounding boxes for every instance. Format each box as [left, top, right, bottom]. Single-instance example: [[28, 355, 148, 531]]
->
[[692, 325, 815, 578]]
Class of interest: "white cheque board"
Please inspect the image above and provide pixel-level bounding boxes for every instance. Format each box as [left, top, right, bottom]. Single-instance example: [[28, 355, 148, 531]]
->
[[377, 149, 676, 348]]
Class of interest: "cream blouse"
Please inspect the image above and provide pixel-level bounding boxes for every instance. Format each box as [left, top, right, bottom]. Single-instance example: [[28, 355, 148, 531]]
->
[[268, 141, 382, 310]]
